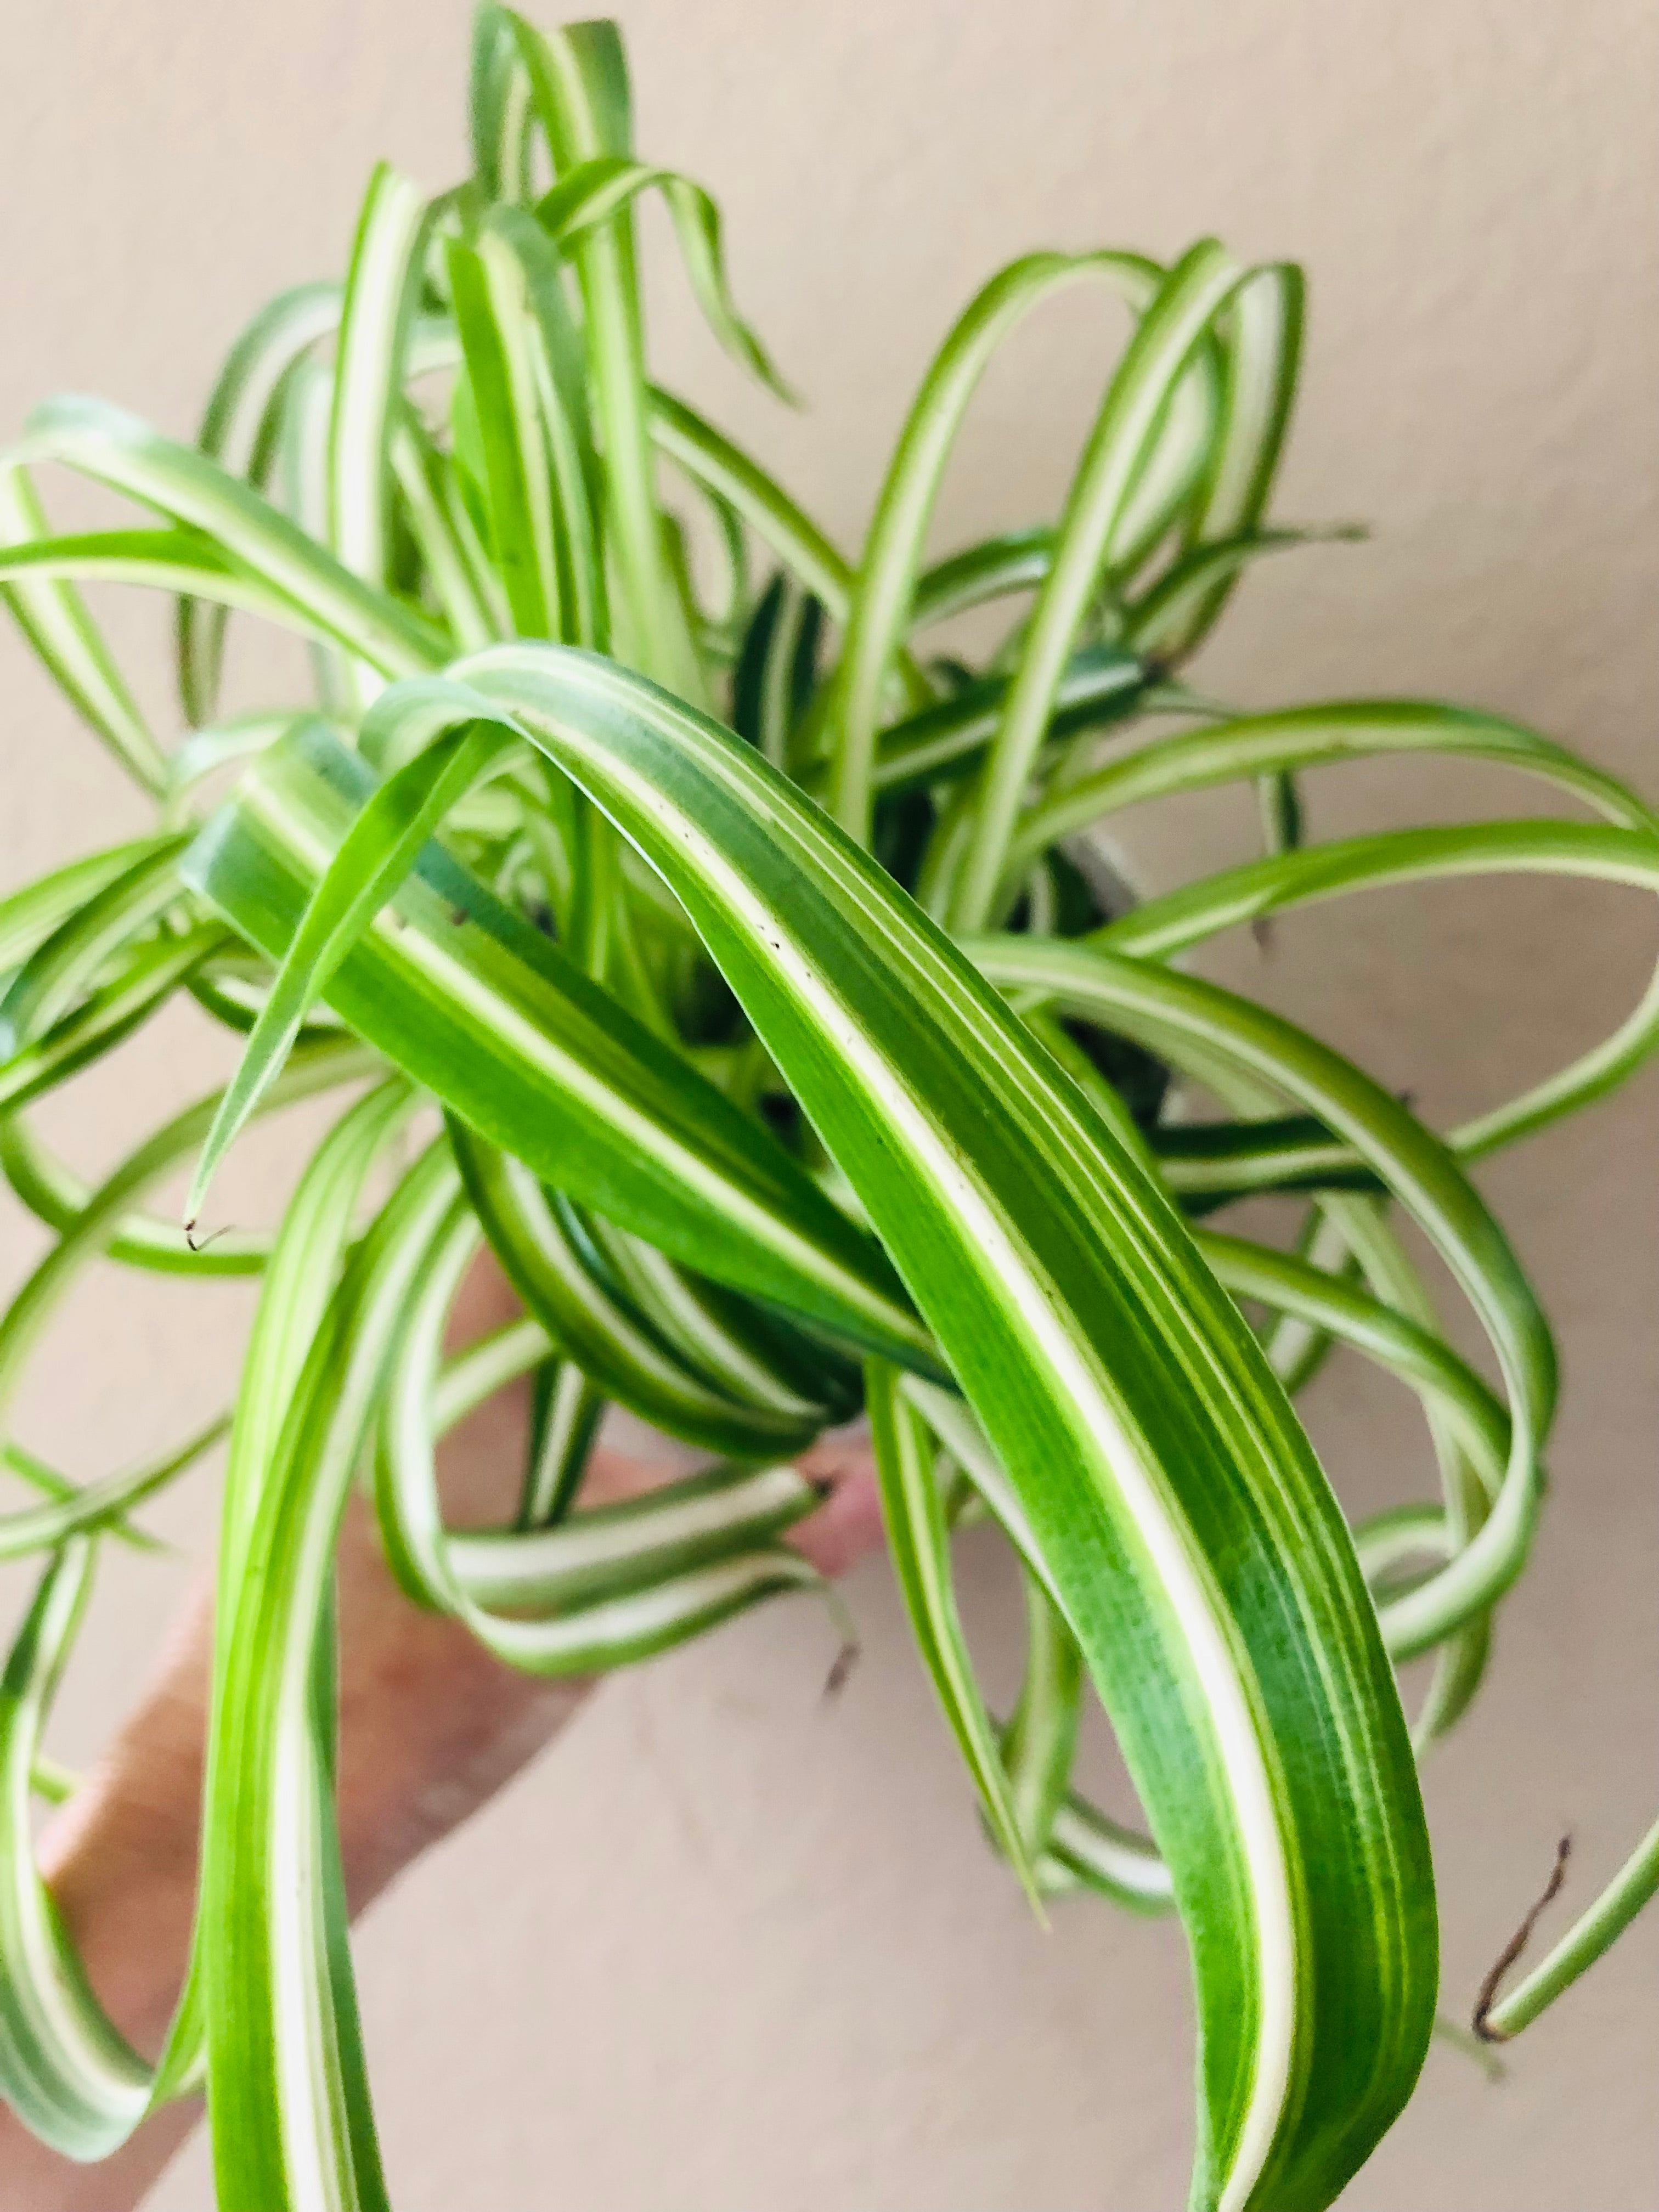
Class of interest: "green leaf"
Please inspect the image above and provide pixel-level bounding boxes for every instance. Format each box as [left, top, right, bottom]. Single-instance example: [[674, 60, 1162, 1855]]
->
[[0, 527, 336, 644], [1001, 1572, 1084, 1858], [469, 2, 535, 201], [449, 1461, 821, 1613], [389, 411, 510, 652], [910, 526, 1054, 629], [0, 1044, 375, 1280], [1124, 526, 1359, 666], [372, 1187, 826, 1672], [1011, 698, 1659, 869], [0, 1043, 378, 1451], [866, 1359, 1042, 1905], [571, 1202, 837, 1424], [517, 1358, 603, 1527], [947, 240, 1243, 927], [201, 1086, 420, 2212], [503, 12, 703, 699], [1045, 1792, 1176, 1914], [0, 1415, 225, 1562], [491, 206, 610, 650], [855, 642, 1147, 799], [967, 933, 1553, 1662], [0, 924, 227, 1119], [183, 709, 517, 1228], [824, 246, 1165, 844], [5, 12, 1652, 2186], [179, 280, 341, 724], [1097, 818, 1659, 1156], [451, 1120, 821, 1455], [0, 838, 171, 976], [0, 465, 166, 792], [1196, 1232, 1508, 1490], [537, 155, 795, 401], [1162, 262, 1306, 661], [345, 641, 1439, 2211], [647, 386, 855, 616], [1, 1443, 165, 1557], [329, 166, 432, 596], [0, 1547, 155, 2153], [18, 397, 448, 679], [446, 229, 563, 639], [0, 838, 190, 1053], [181, 717, 930, 1369]]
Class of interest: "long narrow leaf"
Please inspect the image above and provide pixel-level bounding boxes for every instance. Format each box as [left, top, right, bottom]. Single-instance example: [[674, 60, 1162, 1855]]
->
[[1098, 820, 1659, 1156], [968, 933, 1552, 1660], [825, 247, 1159, 843], [183, 717, 930, 1367], [866, 1359, 1041, 1903], [179, 280, 341, 722], [0, 467, 165, 792], [329, 166, 431, 595], [537, 155, 793, 400], [18, 398, 448, 679], [202, 1091, 422, 2212], [344, 641, 1440, 2211], [0, 1548, 153, 2152], [1011, 699, 1659, 868], [948, 241, 1241, 926], [506, 14, 703, 697], [452, 1121, 820, 1454]]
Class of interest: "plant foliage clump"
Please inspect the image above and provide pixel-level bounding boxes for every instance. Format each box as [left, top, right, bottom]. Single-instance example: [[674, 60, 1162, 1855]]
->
[[0, 12, 1653, 2207]]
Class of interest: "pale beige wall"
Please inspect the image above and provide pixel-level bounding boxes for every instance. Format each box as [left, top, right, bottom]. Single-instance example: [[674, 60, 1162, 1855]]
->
[[2, 1, 1656, 2205]]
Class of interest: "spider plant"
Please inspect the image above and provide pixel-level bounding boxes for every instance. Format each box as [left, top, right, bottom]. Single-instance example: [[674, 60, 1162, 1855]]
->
[[0, 10, 1654, 2207]]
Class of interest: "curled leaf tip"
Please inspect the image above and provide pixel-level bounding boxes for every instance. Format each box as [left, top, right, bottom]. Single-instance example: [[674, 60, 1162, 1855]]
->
[[822, 1639, 860, 1700], [1474, 1834, 1572, 2043]]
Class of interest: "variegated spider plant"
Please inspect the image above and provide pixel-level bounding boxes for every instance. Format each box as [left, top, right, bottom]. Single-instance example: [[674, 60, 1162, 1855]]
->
[[0, 10, 1653, 2208]]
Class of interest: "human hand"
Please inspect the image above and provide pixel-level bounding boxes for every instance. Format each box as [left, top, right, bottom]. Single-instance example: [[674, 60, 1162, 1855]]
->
[[0, 1254, 883, 2211]]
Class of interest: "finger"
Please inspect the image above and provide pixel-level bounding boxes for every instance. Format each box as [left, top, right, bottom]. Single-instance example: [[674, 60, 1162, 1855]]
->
[[792, 1429, 882, 1577]]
